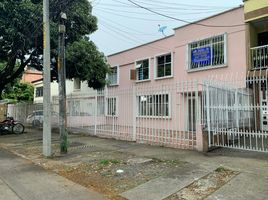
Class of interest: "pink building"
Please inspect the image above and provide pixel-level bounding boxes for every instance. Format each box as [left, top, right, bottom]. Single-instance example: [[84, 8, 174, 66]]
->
[[67, 5, 268, 153], [104, 7, 249, 151]]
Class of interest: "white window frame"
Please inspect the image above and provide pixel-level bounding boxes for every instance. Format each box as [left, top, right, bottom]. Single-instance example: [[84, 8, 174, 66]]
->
[[108, 65, 119, 86], [154, 52, 173, 80], [187, 33, 227, 72], [105, 96, 118, 117], [135, 57, 150, 82], [136, 93, 171, 118]]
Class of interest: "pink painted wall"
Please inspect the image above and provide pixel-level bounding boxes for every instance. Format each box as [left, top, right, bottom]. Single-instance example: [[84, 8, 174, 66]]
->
[[105, 7, 247, 150], [108, 7, 247, 86]]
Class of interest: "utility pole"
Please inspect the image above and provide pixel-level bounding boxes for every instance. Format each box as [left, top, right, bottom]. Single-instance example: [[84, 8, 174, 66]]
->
[[58, 12, 68, 153], [43, 0, 52, 157]]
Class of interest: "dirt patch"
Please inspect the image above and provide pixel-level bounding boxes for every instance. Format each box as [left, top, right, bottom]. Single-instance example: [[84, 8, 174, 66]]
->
[[51, 157, 185, 200], [2, 141, 185, 200], [165, 167, 238, 200]]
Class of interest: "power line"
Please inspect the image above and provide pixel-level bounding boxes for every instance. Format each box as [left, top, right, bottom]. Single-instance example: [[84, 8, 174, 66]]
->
[[126, 0, 245, 28], [98, 16, 159, 35], [133, 0, 235, 9], [95, 7, 200, 22], [99, 21, 168, 52], [111, 0, 228, 11], [95, 5, 225, 16]]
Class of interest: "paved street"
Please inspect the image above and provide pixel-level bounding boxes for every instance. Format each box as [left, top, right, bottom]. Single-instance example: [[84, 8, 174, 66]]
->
[[0, 148, 107, 200]]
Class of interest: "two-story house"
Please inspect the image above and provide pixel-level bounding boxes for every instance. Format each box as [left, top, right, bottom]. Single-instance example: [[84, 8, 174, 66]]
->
[[103, 4, 268, 152]]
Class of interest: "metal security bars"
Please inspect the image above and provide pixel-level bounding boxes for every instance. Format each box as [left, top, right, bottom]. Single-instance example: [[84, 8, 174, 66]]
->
[[251, 45, 268, 70], [136, 59, 149, 81], [189, 34, 226, 70], [62, 81, 200, 150], [204, 76, 268, 152], [7, 75, 268, 153]]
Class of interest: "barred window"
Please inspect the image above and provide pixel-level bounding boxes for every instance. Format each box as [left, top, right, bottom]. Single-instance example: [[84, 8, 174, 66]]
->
[[106, 97, 117, 116], [136, 59, 149, 81], [189, 34, 226, 70], [137, 94, 169, 117], [108, 66, 119, 85]]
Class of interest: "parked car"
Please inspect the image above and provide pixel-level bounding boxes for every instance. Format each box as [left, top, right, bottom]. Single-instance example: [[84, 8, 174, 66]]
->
[[26, 110, 59, 127]]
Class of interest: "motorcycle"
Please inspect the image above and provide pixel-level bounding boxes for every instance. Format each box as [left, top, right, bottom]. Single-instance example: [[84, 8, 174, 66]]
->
[[0, 117, 25, 135]]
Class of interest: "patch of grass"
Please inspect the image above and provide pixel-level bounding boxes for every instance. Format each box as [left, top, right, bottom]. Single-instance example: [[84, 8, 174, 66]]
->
[[100, 159, 110, 166], [215, 166, 228, 172], [99, 159, 120, 166]]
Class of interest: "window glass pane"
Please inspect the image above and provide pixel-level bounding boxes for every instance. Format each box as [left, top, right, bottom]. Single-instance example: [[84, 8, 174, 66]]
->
[[165, 54, 171, 63], [158, 56, 165, 65], [157, 64, 165, 77], [157, 54, 172, 78], [136, 59, 149, 80], [165, 63, 172, 76], [108, 67, 118, 85]]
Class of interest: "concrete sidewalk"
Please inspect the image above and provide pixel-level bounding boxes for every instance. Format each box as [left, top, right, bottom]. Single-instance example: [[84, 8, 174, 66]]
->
[[0, 148, 107, 200], [1, 128, 268, 200]]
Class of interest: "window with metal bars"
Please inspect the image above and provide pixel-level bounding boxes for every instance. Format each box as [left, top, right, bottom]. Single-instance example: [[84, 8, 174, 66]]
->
[[189, 34, 226, 70], [137, 94, 169, 117], [106, 97, 117, 116], [136, 59, 149, 81]]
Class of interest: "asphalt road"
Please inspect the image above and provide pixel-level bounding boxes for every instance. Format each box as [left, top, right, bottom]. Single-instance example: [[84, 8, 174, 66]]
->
[[0, 148, 107, 200]]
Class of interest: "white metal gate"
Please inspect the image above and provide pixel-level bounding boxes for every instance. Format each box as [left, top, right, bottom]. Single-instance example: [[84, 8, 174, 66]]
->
[[204, 76, 268, 152]]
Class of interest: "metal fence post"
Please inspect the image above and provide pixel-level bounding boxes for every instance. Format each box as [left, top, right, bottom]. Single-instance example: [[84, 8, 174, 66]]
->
[[205, 82, 211, 147], [132, 85, 137, 141], [94, 91, 97, 136]]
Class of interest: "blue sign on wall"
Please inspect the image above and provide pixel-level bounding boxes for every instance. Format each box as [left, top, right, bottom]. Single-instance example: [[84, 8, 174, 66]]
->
[[191, 47, 211, 64]]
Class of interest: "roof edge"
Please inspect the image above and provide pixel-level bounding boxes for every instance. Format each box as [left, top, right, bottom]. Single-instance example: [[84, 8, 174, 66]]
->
[[173, 5, 244, 30], [107, 34, 174, 57]]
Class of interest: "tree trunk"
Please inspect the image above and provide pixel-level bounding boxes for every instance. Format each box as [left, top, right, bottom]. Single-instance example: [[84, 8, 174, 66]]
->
[[0, 86, 4, 100]]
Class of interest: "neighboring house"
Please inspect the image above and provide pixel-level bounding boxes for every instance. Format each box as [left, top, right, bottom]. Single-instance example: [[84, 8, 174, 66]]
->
[[31, 78, 95, 104], [21, 66, 42, 83]]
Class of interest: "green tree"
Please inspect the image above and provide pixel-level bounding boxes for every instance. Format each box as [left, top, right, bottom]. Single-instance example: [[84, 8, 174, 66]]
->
[[66, 39, 108, 88], [2, 82, 34, 101], [0, 0, 109, 99]]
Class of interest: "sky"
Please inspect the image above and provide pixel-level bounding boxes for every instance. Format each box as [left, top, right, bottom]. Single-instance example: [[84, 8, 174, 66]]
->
[[89, 0, 244, 56]]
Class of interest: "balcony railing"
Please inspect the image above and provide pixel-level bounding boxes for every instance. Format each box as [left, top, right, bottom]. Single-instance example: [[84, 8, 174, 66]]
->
[[251, 45, 268, 70]]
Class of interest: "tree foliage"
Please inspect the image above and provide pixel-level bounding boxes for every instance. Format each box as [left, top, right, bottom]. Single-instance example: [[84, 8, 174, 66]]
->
[[2, 82, 34, 102], [0, 0, 109, 99], [66, 39, 108, 88]]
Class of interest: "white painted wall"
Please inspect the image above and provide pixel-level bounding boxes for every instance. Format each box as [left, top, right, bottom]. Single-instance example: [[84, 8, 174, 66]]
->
[[33, 79, 96, 103]]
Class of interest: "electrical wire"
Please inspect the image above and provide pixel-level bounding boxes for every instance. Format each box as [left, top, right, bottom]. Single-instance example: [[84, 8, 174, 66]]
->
[[132, 0, 235, 9], [95, 5, 225, 16], [111, 0, 228, 11], [98, 21, 168, 52], [126, 0, 245, 28], [97, 16, 158, 35]]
